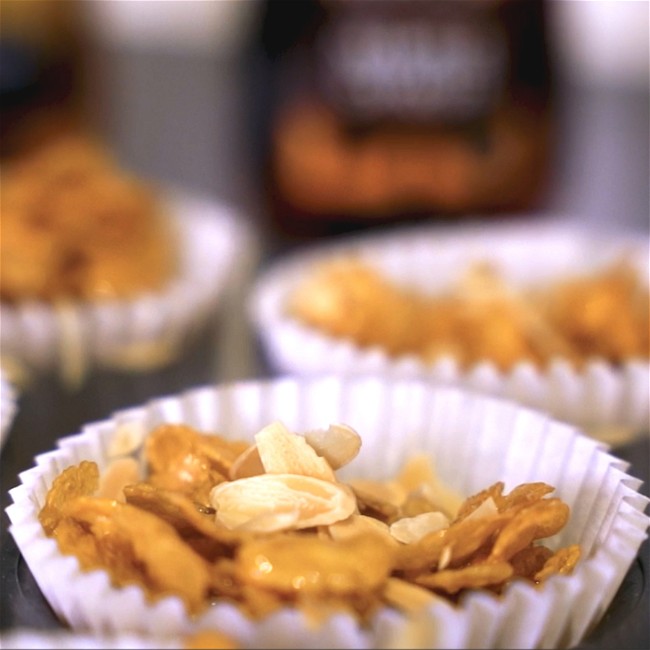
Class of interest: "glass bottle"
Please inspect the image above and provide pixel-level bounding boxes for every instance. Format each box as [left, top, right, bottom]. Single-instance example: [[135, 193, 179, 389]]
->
[[253, 0, 554, 239]]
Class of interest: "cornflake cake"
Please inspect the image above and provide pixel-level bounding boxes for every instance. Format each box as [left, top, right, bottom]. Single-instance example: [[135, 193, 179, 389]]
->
[[287, 257, 648, 372], [6, 376, 649, 649], [37, 420, 581, 623], [0, 134, 175, 303], [249, 222, 650, 442], [0, 134, 254, 382]]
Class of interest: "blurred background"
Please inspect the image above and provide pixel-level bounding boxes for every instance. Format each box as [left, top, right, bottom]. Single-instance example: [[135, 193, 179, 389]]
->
[[1, 0, 648, 246]]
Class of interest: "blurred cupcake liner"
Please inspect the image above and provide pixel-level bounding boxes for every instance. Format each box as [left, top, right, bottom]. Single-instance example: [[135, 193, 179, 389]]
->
[[6, 375, 649, 649], [1, 365, 18, 449], [248, 220, 649, 444], [0, 190, 256, 385]]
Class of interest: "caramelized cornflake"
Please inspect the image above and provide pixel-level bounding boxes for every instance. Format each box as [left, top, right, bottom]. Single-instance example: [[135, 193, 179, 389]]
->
[[288, 258, 649, 370], [39, 420, 581, 628]]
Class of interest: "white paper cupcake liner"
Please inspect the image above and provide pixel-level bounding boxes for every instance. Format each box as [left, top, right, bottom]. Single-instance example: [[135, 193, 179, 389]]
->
[[6, 375, 649, 649], [1, 366, 18, 450], [248, 219, 650, 444], [0, 190, 257, 384]]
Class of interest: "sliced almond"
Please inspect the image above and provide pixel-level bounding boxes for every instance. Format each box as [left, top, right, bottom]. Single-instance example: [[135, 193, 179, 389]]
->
[[229, 444, 264, 480], [328, 513, 397, 546], [108, 421, 148, 458], [389, 511, 450, 544], [348, 478, 406, 519], [97, 457, 141, 501], [254, 421, 336, 481], [383, 577, 440, 613], [463, 496, 499, 522], [210, 473, 356, 533], [304, 423, 362, 470], [395, 454, 463, 519], [438, 544, 453, 570]]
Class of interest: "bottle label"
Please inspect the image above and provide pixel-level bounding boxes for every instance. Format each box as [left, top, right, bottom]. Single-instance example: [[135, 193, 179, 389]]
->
[[315, 3, 508, 124]]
